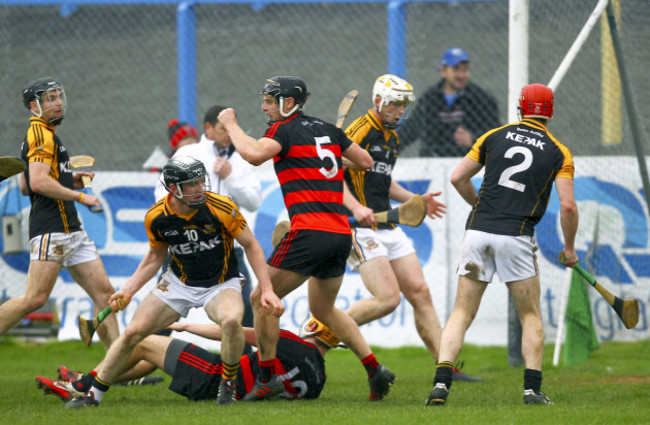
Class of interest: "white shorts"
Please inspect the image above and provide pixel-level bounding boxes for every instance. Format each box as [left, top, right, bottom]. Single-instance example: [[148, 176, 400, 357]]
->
[[348, 227, 415, 271], [29, 231, 99, 268], [457, 229, 539, 283], [152, 270, 244, 317]]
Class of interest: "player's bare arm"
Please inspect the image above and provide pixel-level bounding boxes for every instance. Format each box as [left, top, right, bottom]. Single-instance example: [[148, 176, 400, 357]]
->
[[218, 108, 282, 166], [555, 176, 579, 267], [236, 227, 284, 317], [109, 245, 168, 311], [450, 156, 483, 206], [343, 181, 376, 227], [28, 162, 101, 208], [342, 142, 373, 170], [167, 322, 258, 345]]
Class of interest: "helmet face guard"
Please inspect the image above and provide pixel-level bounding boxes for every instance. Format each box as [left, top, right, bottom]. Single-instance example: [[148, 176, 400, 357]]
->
[[22, 77, 67, 126], [372, 74, 415, 129], [260, 76, 310, 118], [518, 83, 554, 121], [162, 156, 211, 208]]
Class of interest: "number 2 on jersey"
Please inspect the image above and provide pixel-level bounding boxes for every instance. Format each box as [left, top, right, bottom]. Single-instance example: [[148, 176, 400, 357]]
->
[[498, 146, 532, 192]]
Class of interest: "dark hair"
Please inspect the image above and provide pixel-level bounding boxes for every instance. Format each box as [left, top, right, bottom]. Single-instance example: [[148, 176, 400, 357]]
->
[[203, 105, 228, 126]]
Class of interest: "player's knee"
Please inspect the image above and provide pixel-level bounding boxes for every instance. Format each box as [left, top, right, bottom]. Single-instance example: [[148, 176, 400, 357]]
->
[[25, 294, 48, 311], [377, 293, 401, 314], [250, 288, 263, 309], [121, 326, 146, 347], [404, 282, 433, 306], [220, 316, 242, 335]]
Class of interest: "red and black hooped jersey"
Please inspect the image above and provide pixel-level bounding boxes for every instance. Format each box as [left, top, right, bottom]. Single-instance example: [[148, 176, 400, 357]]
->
[[344, 109, 398, 230], [465, 118, 574, 236], [264, 112, 353, 234], [145, 192, 246, 287], [21, 116, 81, 238], [168, 329, 327, 400], [240, 329, 327, 399]]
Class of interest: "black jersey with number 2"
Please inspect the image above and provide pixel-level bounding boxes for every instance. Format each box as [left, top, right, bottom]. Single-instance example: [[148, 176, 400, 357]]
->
[[465, 118, 574, 236]]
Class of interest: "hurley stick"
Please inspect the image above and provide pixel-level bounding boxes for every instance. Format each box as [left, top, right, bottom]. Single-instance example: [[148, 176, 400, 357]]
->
[[77, 299, 125, 346], [69, 155, 103, 213], [559, 252, 640, 329]]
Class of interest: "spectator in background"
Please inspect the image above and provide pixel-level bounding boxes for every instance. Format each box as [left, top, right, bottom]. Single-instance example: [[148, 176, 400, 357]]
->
[[398, 47, 500, 157], [168, 119, 200, 153], [154, 106, 262, 354], [143, 119, 198, 172]]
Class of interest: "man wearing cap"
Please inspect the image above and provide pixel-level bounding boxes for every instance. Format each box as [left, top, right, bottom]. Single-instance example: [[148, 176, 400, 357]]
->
[[399, 47, 499, 157], [168, 119, 200, 154], [142, 120, 199, 172]]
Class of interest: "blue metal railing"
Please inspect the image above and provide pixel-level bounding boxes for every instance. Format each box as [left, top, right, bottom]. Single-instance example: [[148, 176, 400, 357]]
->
[[6, 0, 496, 126]]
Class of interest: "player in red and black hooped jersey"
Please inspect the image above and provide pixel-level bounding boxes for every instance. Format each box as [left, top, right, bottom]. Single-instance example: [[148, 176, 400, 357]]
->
[[427, 84, 579, 406], [66, 156, 282, 408], [311, 75, 468, 385], [219, 76, 396, 402], [169, 328, 327, 401], [36, 326, 327, 403], [265, 111, 352, 234], [0, 77, 119, 349]]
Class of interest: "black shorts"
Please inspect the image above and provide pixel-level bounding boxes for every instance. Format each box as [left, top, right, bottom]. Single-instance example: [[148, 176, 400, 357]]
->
[[167, 340, 223, 401], [268, 229, 351, 279]]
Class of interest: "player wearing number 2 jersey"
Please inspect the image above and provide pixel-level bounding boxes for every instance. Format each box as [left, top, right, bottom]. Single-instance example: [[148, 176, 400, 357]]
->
[[219, 76, 396, 402], [463, 112, 573, 237], [427, 84, 580, 407]]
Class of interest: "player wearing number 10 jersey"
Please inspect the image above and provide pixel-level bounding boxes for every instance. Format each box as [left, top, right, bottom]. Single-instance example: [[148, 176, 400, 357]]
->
[[426, 84, 580, 407], [219, 76, 396, 402]]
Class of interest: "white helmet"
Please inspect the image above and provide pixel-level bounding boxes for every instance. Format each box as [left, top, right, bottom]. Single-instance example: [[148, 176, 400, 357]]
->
[[372, 74, 415, 113]]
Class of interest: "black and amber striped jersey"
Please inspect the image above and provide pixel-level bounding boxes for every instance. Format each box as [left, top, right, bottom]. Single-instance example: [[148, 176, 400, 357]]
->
[[344, 109, 398, 230], [465, 118, 574, 236], [20, 116, 81, 239], [264, 111, 352, 234], [146, 192, 247, 288]]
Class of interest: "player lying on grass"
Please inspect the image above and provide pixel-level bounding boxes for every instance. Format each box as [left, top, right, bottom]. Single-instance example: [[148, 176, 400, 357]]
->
[[35, 322, 329, 403]]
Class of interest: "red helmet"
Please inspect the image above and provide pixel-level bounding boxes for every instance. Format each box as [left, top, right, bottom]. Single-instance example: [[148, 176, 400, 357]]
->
[[518, 84, 554, 120]]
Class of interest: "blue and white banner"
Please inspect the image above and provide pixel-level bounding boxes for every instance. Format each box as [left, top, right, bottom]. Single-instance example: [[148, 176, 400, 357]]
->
[[1, 157, 648, 350]]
